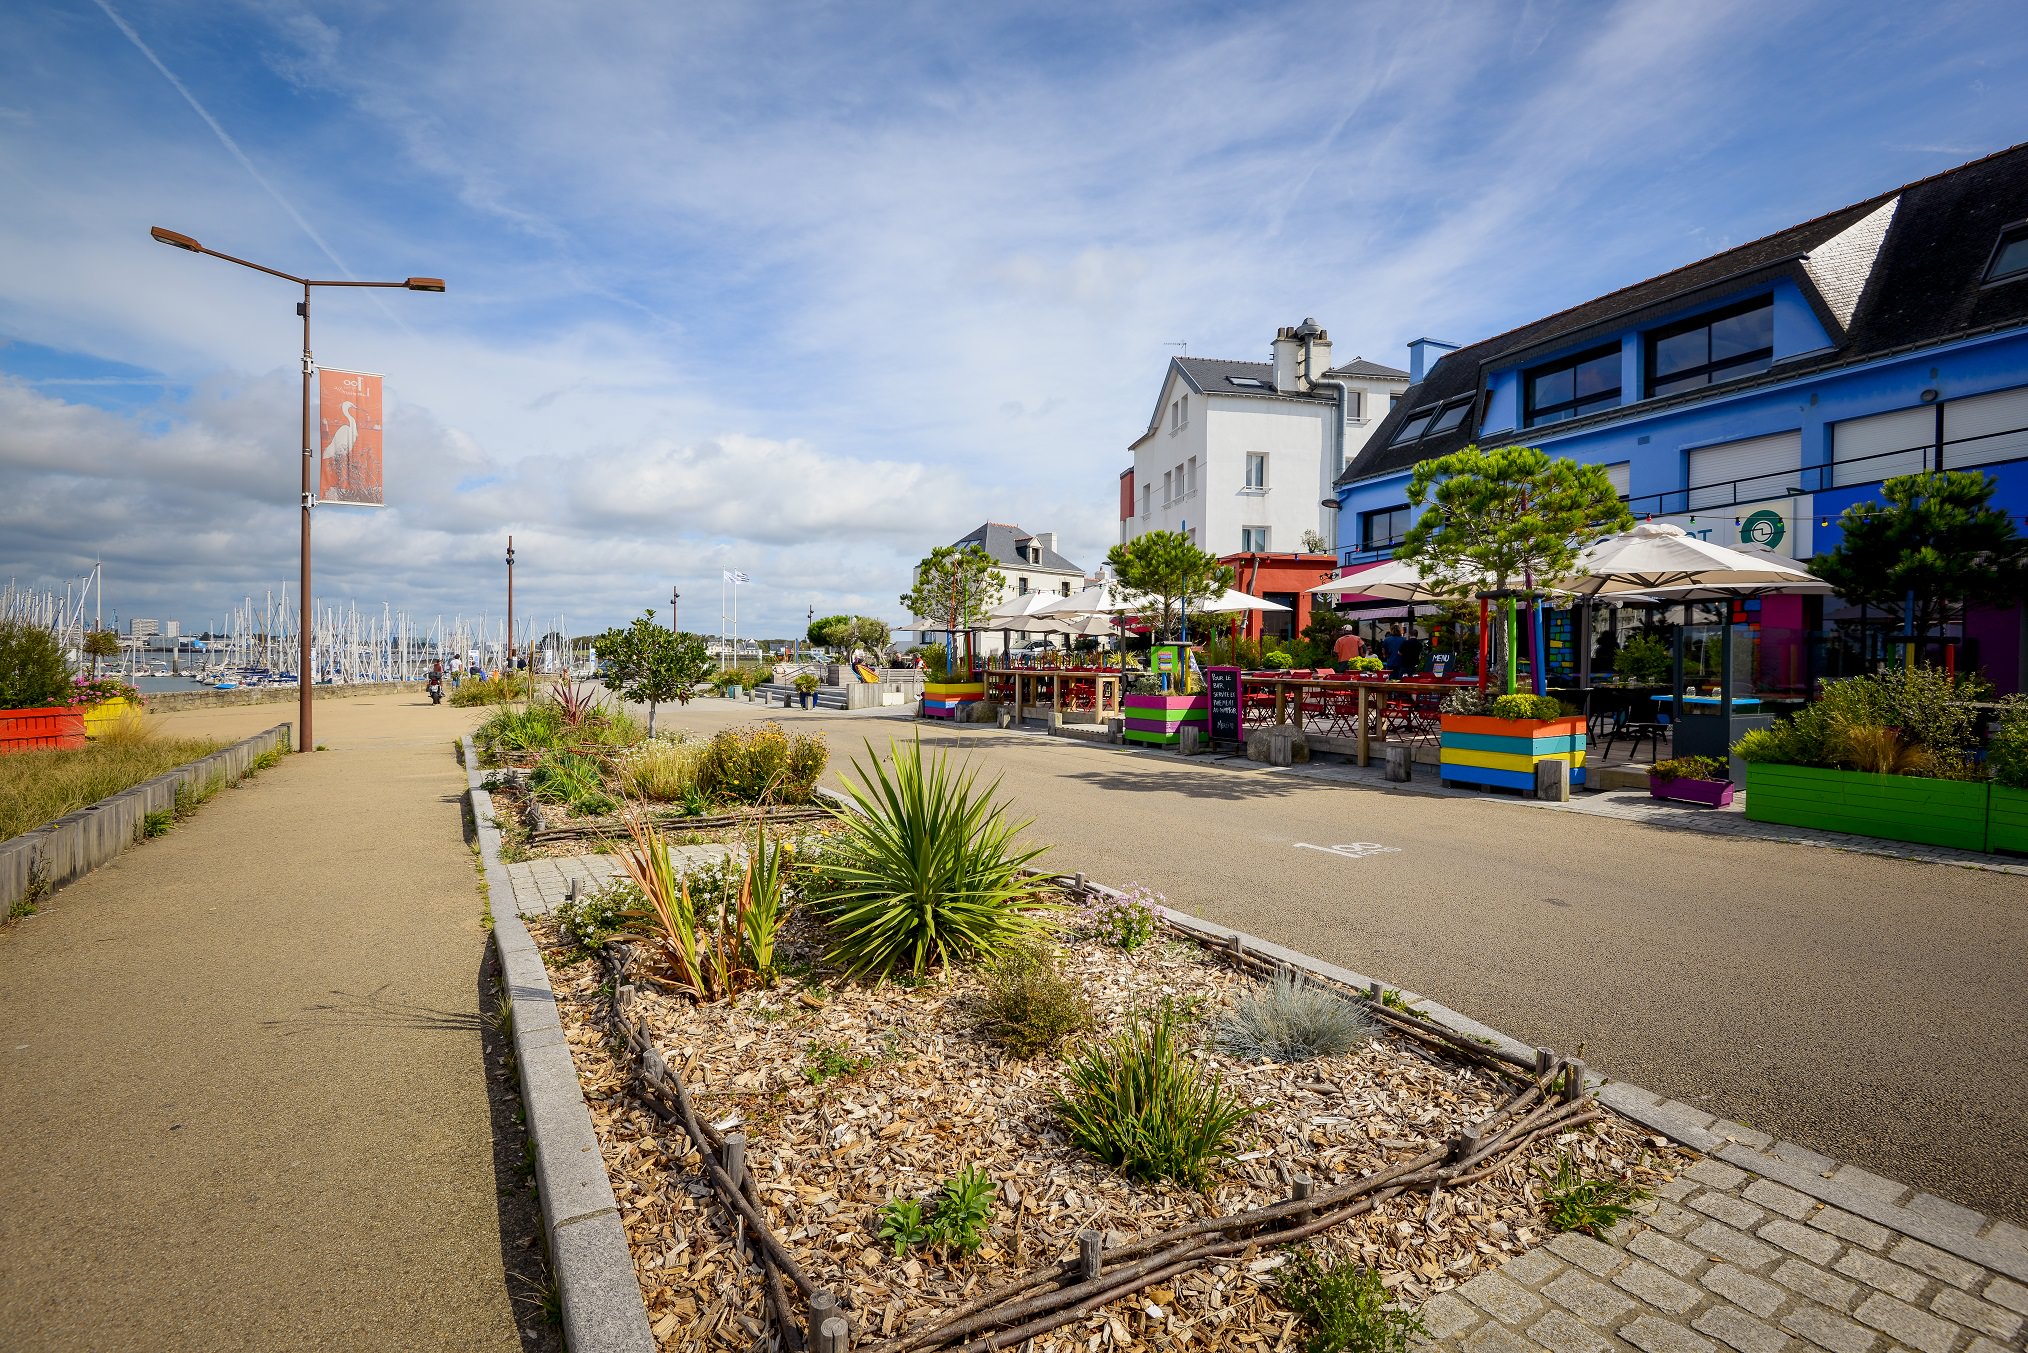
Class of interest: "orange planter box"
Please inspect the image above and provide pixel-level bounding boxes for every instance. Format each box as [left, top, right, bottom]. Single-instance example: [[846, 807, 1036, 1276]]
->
[[0, 706, 87, 754], [1439, 714, 1585, 739]]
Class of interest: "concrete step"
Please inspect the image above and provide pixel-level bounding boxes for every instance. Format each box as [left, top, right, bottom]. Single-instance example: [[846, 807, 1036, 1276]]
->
[[751, 683, 849, 710]]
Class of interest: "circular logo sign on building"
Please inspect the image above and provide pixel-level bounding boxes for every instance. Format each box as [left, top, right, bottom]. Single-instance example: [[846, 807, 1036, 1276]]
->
[[1740, 509, 1786, 550]]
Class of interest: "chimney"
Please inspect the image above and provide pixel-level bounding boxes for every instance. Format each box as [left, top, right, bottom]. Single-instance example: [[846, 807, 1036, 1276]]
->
[[1035, 532, 1056, 558], [1272, 326, 1300, 393], [1294, 317, 1331, 390], [1407, 337, 1460, 384]]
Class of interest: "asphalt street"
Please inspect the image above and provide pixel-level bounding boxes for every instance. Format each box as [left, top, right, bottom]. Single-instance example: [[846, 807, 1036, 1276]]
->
[[645, 696, 2028, 1223]]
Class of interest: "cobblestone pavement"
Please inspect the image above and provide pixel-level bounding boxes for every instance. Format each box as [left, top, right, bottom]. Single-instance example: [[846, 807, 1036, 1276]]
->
[[1423, 1154, 2028, 1353], [502, 847, 732, 918]]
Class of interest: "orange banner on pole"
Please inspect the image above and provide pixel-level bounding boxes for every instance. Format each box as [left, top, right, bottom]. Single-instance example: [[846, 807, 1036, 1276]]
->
[[318, 369, 385, 507]]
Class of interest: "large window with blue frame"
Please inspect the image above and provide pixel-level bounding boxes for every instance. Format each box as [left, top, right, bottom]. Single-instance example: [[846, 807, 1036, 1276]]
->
[[1524, 344, 1621, 426], [1645, 295, 1773, 398]]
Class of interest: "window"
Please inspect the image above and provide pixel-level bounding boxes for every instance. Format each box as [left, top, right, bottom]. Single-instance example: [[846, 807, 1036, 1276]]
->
[[1244, 453, 1268, 489], [1389, 406, 1438, 445], [1141, 484, 1151, 517], [1241, 526, 1269, 552], [1525, 344, 1621, 426], [1345, 390, 1364, 420], [1186, 456, 1198, 494], [1427, 398, 1472, 437], [1017, 577, 1030, 594], [1986, 223, 2028, 284], [1227, 375, 1271, 389], [1605, 461, 1631, 499], [1170, 394, 1190, 430], [1645, 296, 1773, 399], [1389, 393, 1401, 409], [1686, 431, 1802, 509], [1360, 504, 1412, 551], [1163, 469, 1173, 503]]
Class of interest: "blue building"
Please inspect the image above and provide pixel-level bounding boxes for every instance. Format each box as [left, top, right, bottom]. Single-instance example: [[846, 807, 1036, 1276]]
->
[[1333, 144, 2028, 694]]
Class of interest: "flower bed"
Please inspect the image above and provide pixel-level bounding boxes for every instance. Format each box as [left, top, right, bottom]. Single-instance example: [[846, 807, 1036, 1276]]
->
[[533, 902, 1678, 1350]]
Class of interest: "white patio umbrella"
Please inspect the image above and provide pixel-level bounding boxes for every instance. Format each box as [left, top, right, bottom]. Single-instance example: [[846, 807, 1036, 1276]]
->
[[1033, 583, 1147, 616], [1566, 522, 1814, 596], [1196, 588, 1291, 613], [1303, 558, 1483, 603]]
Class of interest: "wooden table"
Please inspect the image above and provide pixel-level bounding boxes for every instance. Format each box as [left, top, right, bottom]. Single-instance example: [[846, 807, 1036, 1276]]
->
[[988, 667, 1123, 721], [1241, 676, 1472, 766]]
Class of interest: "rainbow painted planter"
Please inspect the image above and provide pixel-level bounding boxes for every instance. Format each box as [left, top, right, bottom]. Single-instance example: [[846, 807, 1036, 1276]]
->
[[1122, 693, 1207, 747], [0, 706, 88, 755], [921, 679, 986, 720], [1438, 713, 1587, 792]]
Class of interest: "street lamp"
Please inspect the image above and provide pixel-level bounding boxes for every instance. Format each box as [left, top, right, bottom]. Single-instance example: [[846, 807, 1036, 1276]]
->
[[670, 587, 681, 633], [149, 226, 443, 753], [505, 536, 516, 673]]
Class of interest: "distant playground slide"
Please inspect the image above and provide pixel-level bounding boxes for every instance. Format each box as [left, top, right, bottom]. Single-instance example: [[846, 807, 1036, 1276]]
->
[[852, 662, 879, 684]]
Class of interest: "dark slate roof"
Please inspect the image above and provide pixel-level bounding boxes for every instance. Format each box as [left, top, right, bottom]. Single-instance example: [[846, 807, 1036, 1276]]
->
[[1340, 142, 2028, 486], [951, 522, 1083, 575], [1176, 357, 1330, 402], [1327, 357, 1412, 379]]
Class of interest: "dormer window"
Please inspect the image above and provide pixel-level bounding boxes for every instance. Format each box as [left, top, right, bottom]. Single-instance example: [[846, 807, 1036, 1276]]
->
[[1525, 345, 1621, 427], [1389, 396, 1471, 445], [1986, 222, 2028, 284], [1645, 295, 1773, 398], [1389, 405, 1438, 445]]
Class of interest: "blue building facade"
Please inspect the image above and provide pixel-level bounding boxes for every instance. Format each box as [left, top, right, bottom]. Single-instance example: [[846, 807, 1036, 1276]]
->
[[1334, 145, 2028, 693]]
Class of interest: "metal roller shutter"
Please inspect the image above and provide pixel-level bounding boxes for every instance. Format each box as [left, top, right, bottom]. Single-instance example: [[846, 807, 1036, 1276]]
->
[[1605, 461, 1630, 497], [1943, 386, 2028, 470], [1686, 431, 1801, 509], [1831, 407, 1933, 487]]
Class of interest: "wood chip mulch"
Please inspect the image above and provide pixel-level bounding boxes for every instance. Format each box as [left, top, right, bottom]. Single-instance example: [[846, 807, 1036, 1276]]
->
[[532, 916, 1684, 1351]]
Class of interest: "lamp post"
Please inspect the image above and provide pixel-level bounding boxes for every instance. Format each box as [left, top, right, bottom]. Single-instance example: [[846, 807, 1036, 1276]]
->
[[149, 226, 442, 753], [670, 587, 681, 633], [505, 536, 516, 674]]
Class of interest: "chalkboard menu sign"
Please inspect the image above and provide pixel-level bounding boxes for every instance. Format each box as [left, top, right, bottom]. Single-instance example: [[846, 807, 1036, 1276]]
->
[[1206, 666, 1242, 743]]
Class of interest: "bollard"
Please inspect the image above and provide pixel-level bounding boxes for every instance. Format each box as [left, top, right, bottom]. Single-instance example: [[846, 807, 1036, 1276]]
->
[[1079, 1229, 1104, 1281], [1073, 872, 1087, 896], [1534, 758, 1571, 802], [722, 1132, 746, 1190], [1384, 743, 1412, 782]]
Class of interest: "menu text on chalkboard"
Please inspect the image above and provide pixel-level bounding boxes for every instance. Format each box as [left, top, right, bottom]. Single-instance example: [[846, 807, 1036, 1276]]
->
[[1206, 666, 1242, 743]]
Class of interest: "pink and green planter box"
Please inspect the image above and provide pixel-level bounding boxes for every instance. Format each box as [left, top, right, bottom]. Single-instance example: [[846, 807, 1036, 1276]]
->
[[1743, 763, 1989, 852], [1122, 693, 1207, 747], [1438, 714, 1586, 792], [921, 679, 986, 721]]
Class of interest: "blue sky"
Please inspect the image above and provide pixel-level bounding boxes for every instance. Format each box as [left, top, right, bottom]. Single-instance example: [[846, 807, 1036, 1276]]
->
[[3, 0, 2026, 639]]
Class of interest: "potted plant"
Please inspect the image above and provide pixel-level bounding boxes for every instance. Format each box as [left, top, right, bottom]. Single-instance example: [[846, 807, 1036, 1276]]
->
[[0, 619, 87, 754], [793, 672, 820, 709], [1437, 689, 1586, 791], [74, 675, 143, 737], [1345, 654, 1384, 677], [1733, 667, 1990, 851], [1648, 754, 1734, 807]]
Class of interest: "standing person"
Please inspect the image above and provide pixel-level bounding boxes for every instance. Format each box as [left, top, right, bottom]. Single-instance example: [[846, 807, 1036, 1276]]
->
[[1380, 624, 1405, 672], [1396, 628, 1425, 677], [1332, 627, 1365, 669]]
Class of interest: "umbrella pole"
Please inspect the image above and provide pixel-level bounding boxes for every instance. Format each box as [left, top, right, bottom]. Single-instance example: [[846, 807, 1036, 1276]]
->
[[1532, 600, 1548, 697], [1504, 597, 1518, 696], [1477, 597, 1491, 695]]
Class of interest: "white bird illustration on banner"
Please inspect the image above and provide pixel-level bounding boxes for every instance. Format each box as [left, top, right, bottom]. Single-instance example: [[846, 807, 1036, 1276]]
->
[[324, 400, 358, 461]]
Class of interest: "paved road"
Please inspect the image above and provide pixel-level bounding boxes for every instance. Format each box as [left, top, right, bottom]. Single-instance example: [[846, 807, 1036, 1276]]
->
[[0, 695, 523, 1352], [644, 697, 2028, 1223]]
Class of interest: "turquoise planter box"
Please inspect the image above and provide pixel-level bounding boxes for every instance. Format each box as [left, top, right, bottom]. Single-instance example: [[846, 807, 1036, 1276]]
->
[[1989, 784, 2028, 855], [1744, 763, 1989, 852]]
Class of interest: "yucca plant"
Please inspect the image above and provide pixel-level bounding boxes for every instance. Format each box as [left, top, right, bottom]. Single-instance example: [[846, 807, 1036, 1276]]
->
[[740, 818, 791, 984], [818, 736, 1053, 979], [619, 814, 747, 1000], [1057, 1000, 1257, 1189]]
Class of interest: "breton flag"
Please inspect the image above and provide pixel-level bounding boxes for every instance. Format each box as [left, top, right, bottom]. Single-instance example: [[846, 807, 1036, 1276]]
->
[[724, 570, 750, 584]]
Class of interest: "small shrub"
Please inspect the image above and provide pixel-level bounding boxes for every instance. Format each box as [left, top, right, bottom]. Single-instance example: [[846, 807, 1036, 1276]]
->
[[819, 736, 1053, 979], [0, 619, 76, 710], [528, 750, 619, 817], [1057, 1000, 1257, 1189], [1264, 650, 1294, 671], [793, 672, 821, 695], [1991, 699, 2028, 789], [1537, 1153, 1651, 1237], [699, 722, 827, 804], [973, 942, 1092, 1057], [1732, 667, 1986, 779], [450, 672, 532, 706], [1214, 970, 1376, 1064], [1277, 1247, 1427, 1353], [1828, 720, 1934, 776], [475, 701, 567, 756], [1650, 755, 1726, 781], [1615, 633, 1673, 684], [553, 877, 650, 960], [1344, 654, 1384, 673], [1075, 884, 1163, 950], [803, 1040, 870, 1086], [1440, 687, 1488, 716], [874, 1197, 931, 1256], [1488, 693, 1564, 721], [142, 808, 174, 838]]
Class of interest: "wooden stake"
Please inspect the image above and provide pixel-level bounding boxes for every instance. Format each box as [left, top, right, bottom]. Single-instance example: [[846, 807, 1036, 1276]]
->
[[817, 1314, 850, 1353], [723, 1132, 746, 1190], [808, 1289, 838, 1344], [1079, 1230, 1104, 1281], [1290, 1175, 1313, 1224], [1563, 1059, 1587, 1104]]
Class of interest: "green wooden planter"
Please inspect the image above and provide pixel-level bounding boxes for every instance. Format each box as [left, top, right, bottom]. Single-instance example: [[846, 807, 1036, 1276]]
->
[[1989, 784, 2028, 855], [1744, 763, 1990, 852]]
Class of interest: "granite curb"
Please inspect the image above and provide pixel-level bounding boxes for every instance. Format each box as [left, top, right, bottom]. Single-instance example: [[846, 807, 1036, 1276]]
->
[[0, 722, 293, 912], [461, 736, 655, 1353], [1134, 896, 2027, 1290]]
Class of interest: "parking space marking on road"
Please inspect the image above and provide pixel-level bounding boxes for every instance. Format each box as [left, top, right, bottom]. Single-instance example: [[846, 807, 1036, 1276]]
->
[[1293, 842, 1401, 860]]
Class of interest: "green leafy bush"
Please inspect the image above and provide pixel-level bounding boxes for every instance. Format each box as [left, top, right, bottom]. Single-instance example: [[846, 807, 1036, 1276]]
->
[[1074, 884, 1162, 950], [1345, 654, 1384, 673], [1990, 699, 2028, 789], [528, 750, 619, 816], [553, 877, 650, 960], [818, 737, 1052, 979], [793, 672, 821, 695], [973, 942, 1092, 1058], [1731, 667, 1985, 779], [1213, 970, 1376, 1064], [699, 722, 827, 804], [1277, 1248, 1427, 1353], [1264, 650, 1294, 671], [0, 619, 75, 710], [876, 1165, 997, 1258], [450, 672, 532, 706], [1057, 1000, 1257, 1189], [1615, 633, 1672, 684], [1488, 693, 1564, 721], [1650, 755, 1726, 781]]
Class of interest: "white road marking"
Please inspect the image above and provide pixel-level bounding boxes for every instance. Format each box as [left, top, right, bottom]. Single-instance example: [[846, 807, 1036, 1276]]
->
[[1293, 842, 1401, 860]]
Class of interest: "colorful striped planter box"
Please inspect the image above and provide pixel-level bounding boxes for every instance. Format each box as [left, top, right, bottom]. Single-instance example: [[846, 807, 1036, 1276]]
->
[[1121, 693, 1207, 747], [1745, 762, 1988, 852], [1989, 785, 2028, 855], [921, 680, 986, 721], [0, 706, 88, 755], [1438, 714, 1587, 791]]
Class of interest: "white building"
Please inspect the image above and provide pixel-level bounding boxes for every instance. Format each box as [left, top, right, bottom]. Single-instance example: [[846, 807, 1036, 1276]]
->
[[128, 618, 159, 638], [1119, 320, 1409, 555], [909, 522, 1086, 654]]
